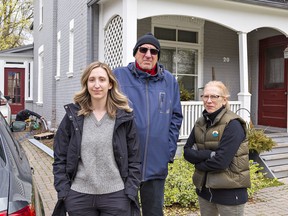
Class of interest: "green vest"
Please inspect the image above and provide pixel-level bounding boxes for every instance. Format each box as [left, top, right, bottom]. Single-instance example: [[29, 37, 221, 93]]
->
[[192, 108, 251, 190]]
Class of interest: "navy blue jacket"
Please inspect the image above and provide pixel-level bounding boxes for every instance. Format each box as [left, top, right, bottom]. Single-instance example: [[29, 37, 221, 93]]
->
[[114, 62, 183, 181], [52, 103, 141, 215]]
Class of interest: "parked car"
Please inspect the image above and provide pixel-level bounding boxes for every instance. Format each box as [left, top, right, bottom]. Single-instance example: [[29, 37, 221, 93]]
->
[[0, 91, 11, 125], [0, 112, 45, 216]]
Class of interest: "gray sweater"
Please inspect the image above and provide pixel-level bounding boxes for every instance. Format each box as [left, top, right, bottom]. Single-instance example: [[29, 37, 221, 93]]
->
[[71, 113, 124, 194]]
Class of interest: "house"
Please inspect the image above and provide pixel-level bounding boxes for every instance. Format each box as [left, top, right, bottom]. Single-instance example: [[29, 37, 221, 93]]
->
[[0, 0, 287, 137], [0, 45, 33, 115]]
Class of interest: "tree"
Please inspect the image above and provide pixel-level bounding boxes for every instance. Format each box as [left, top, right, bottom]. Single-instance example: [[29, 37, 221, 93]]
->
[[0, 0, 33, 50]]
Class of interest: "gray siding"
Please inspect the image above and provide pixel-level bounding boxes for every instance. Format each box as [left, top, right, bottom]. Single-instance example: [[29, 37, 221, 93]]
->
[[138, 18, 152, 38], [203, 21, 240, 101], [32, 0, 57, 123], [33, 0, 95, 127]]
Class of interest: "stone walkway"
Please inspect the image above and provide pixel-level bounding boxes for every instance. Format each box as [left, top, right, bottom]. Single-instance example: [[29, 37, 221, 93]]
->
[[14, 132, 57, 216]]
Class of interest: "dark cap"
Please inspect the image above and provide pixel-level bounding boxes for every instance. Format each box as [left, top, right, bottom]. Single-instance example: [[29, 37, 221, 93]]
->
[[133, 32, 160, 59]]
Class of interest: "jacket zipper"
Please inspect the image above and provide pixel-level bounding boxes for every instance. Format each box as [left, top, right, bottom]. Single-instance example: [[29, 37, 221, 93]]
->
[[209, 188, 213, 202], [142, 80, 150, 181]]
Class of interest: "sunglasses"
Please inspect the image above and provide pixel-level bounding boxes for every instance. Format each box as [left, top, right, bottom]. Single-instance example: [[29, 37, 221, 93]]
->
[[138, 47, 159, 55]]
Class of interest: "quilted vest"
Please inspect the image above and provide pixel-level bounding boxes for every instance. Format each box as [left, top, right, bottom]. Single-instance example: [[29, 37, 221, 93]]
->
[[193, 108, 251, 190]]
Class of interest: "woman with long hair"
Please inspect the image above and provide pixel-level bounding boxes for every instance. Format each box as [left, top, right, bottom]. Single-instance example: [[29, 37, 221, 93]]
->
[[52, 61, 141, 216]]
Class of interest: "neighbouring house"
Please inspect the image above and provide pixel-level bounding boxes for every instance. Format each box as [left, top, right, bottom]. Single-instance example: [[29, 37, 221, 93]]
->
[[0, 0, 287, 139], [0, 45, 34, 115]]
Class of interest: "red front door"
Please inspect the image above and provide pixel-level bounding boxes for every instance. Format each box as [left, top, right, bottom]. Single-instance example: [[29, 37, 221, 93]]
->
[[4, 68, 25, 115], [258, 35, 288, 128]]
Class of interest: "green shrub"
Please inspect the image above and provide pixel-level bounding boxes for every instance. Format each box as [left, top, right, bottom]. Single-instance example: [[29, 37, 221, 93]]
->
[[164, 156, 197, 207], [179, 82, 193, 101], [164, 156, 282, 209], [248, 160, 282, 197], [248, 127, 276, 154]]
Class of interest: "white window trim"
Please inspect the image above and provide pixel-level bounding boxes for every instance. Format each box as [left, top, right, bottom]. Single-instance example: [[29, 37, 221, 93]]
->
[[36, 45, 44, 106], [67, 19, 74, 78], [39, 0, 43, 30], [55, 31, 61, 81], [25, 61, 33, 101]]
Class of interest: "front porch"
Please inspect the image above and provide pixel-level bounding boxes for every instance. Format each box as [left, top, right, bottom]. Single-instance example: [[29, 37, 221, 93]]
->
[[179, 100, 242, 140]]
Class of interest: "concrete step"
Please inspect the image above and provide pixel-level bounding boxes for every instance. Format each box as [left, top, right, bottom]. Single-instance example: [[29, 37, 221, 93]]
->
[[261, 144, 288, 155], [270, 164, 288, 178], [262, 153, 288, 161], [278, 177, 288, 184], [261, 153, 288, 166], [257, 132, 288, 179]]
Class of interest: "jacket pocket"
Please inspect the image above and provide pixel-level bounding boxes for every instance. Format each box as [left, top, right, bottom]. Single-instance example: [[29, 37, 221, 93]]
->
[[158, 92, 171, 114], [206, 169, 251, 189], [192, 169, 206, 190]]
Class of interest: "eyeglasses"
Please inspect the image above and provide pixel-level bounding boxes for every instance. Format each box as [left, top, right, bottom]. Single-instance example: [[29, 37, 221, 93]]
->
[[138, 47, 159, 55], [201, 95, 224, 102]]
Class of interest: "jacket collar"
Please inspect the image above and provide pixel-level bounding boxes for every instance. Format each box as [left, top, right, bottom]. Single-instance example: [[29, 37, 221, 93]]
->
[[127, 62, 165, 81]]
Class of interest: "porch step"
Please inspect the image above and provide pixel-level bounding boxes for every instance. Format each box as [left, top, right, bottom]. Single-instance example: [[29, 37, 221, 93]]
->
[[261, 143, 288, 155], [270, 164, 288, 179], [257, 132, 288, 180]]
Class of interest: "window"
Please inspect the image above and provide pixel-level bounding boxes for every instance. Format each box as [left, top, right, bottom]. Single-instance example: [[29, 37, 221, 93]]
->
[[67, 19, 74, 77], [154, 26, 201, 100], [154, 27, 198, 43], [161, 47, 198, 99], [55, 31, 61, 80], [37, 45, 44, 105], [264, 45, 284, 89]]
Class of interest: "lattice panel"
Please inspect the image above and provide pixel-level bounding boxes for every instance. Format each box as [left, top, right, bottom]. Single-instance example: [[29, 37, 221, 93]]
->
[[104, 16, 123, 70]]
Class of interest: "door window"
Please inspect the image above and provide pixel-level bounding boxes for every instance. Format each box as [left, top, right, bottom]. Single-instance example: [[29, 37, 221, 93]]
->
[[7, 71, 22, 104], [265, 45, 284, 89]]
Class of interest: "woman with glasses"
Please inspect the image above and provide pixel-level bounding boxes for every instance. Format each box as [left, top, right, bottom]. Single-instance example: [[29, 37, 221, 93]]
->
[[113, 33, 183, 216], [184, 80, 250, 216]]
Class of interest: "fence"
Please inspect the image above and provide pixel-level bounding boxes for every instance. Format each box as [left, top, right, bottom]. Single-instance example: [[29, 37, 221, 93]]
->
[[179, 101, 242, 140]]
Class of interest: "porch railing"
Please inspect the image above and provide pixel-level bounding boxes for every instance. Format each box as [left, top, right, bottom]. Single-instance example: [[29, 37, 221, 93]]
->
[[179, 101, 241, 140]]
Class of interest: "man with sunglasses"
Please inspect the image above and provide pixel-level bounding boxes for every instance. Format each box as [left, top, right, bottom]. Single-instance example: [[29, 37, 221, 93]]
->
[[114, 32, 183, 216]]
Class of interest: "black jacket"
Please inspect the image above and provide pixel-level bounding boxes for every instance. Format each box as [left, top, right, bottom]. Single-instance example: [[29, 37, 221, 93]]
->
[[15, 109, 42, 121], [52, 103, 141, 215]]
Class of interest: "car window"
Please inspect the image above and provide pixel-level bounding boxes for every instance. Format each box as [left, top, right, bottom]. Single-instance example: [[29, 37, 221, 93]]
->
[[0, 137, 6, 167], [0, 112, 24, 161]]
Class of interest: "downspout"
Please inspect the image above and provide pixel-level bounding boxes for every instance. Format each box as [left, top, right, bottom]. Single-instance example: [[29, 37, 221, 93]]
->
[[284, 46, 288, 132]]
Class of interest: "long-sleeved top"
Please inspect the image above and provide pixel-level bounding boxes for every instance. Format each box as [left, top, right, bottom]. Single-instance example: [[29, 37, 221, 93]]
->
[[15, 109, 42, 121]]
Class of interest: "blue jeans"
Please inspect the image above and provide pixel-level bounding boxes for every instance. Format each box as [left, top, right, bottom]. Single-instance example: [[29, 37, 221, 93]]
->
[[140, 179, 165, 216]]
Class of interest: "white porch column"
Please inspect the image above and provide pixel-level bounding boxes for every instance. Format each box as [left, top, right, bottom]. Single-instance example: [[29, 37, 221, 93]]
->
[[237, 32, 252, 125], [122, 0, 137, 65]]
